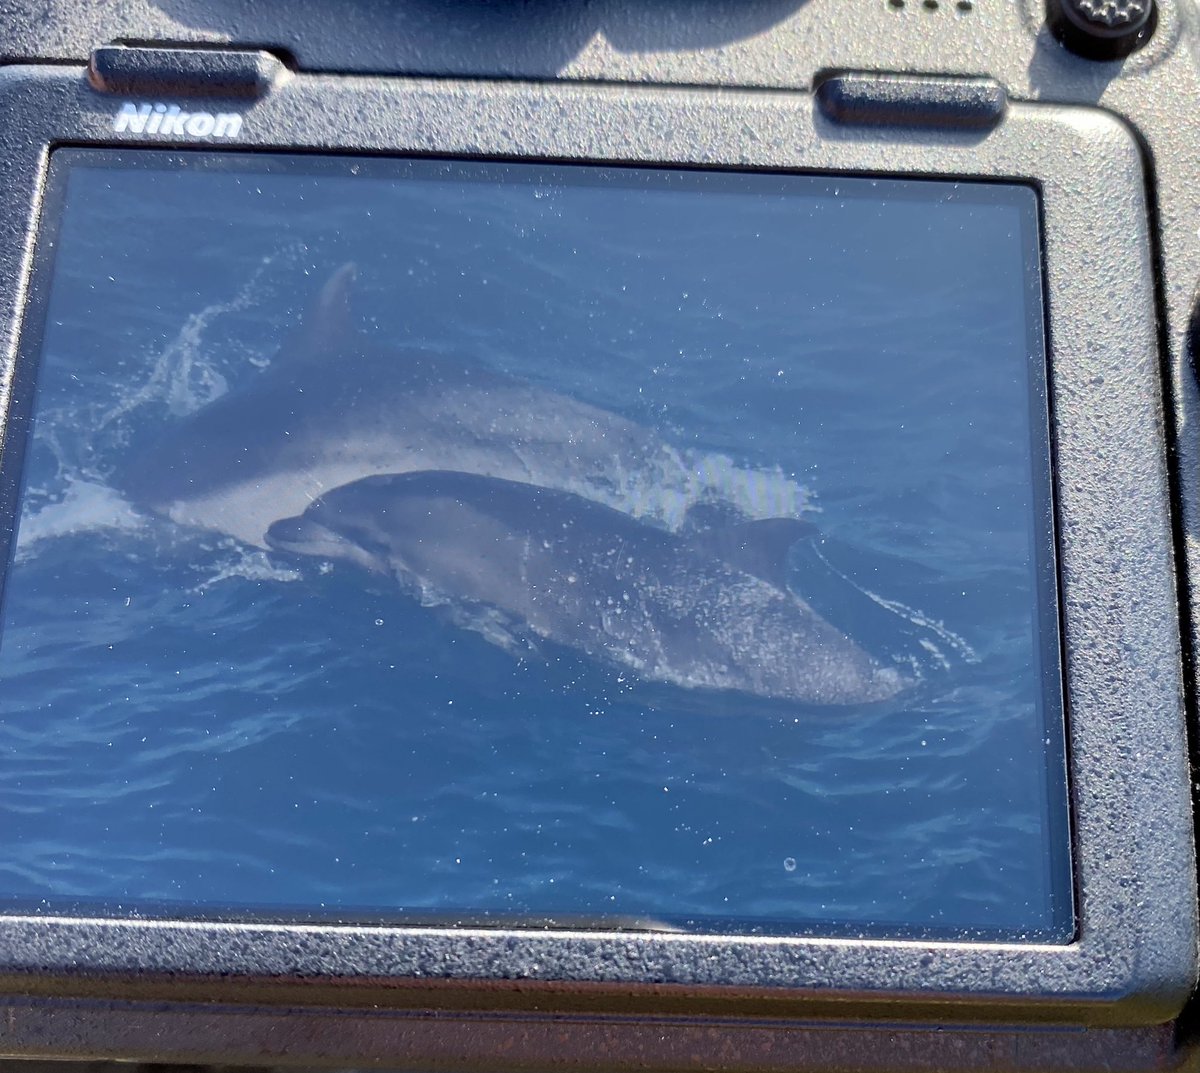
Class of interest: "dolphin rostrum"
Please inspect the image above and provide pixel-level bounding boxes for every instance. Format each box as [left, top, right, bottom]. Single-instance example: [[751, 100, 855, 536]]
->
[[264, 471, 909, 707], [118, 264, 809, 549]]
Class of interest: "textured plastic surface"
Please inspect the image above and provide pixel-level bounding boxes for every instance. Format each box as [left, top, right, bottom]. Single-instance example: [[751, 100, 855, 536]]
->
[[0, 2, 1192, 1070]]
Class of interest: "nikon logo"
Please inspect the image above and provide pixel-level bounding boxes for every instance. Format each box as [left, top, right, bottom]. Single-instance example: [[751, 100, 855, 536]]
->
[[113, 102, 244, 139]]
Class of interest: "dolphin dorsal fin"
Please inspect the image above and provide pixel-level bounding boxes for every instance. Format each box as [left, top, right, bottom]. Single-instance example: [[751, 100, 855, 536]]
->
[[290, 262, 358, 362], [685, 516, 817, 591]]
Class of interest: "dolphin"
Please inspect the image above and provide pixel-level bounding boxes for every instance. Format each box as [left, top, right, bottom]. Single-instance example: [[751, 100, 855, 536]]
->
[[116, 264, 808, 549], [264, 471, 909, 707]]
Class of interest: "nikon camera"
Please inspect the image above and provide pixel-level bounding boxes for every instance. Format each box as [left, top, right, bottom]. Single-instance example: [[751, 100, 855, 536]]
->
[[0, 1, 1194, 1071]]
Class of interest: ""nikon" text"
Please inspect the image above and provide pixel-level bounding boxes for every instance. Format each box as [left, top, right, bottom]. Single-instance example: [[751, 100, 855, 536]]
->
[[113, 102, 244, 139]]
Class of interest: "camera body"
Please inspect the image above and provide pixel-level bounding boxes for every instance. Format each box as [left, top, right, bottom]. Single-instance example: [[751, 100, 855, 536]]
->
[[0, 2, 1196, 1071]]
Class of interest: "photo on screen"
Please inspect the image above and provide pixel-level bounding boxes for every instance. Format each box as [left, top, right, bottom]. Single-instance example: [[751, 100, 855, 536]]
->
[[0, 150, 1071, 941]]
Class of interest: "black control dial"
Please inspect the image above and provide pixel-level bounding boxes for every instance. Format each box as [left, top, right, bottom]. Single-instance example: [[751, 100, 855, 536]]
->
[[1047, 0, 1158, 59]]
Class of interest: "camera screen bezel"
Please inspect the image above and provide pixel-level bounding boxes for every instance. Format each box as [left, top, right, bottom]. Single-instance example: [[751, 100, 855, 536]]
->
[[0, 64, 1190, 1034]]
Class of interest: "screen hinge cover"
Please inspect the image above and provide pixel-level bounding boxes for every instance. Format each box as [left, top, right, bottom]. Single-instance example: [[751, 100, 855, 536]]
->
[[815, 72, 1007, 129], [88, 44, 286, 98]]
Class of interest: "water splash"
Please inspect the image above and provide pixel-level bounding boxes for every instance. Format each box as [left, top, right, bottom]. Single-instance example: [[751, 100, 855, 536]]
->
[[14, 479, 143, 558], [194, 542, 303, 591], [19, 248, 305, 551], [97, 244, 304, 434], [806, 541, 978, 675]]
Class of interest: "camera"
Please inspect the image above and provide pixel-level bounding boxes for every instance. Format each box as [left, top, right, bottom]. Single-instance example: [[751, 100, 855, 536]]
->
[[0, 2, 1195, 1070]]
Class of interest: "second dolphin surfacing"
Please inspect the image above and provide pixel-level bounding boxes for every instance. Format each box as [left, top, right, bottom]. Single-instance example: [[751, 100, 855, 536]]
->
[[265, 471, 909, 707], [116, 264, 809, 550]]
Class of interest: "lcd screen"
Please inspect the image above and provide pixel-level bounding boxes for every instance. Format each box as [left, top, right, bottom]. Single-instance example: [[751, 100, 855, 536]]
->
[[0, 149, 1070, 941]]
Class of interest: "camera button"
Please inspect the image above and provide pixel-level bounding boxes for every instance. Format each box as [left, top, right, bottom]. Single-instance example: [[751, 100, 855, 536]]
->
[[88, 44, 285, 98], [1046, 0, 1158, 60]]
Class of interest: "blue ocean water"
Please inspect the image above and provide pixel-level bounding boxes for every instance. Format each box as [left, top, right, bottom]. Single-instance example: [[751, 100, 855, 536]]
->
[[0, 152, 1070, 939]]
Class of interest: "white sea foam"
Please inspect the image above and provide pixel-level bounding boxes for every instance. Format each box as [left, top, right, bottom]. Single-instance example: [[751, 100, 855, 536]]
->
[[538, 442, 811, 535], [14, 479, 144, 558], [687, 451, 811, 525], [193, 542, 303, 591]]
